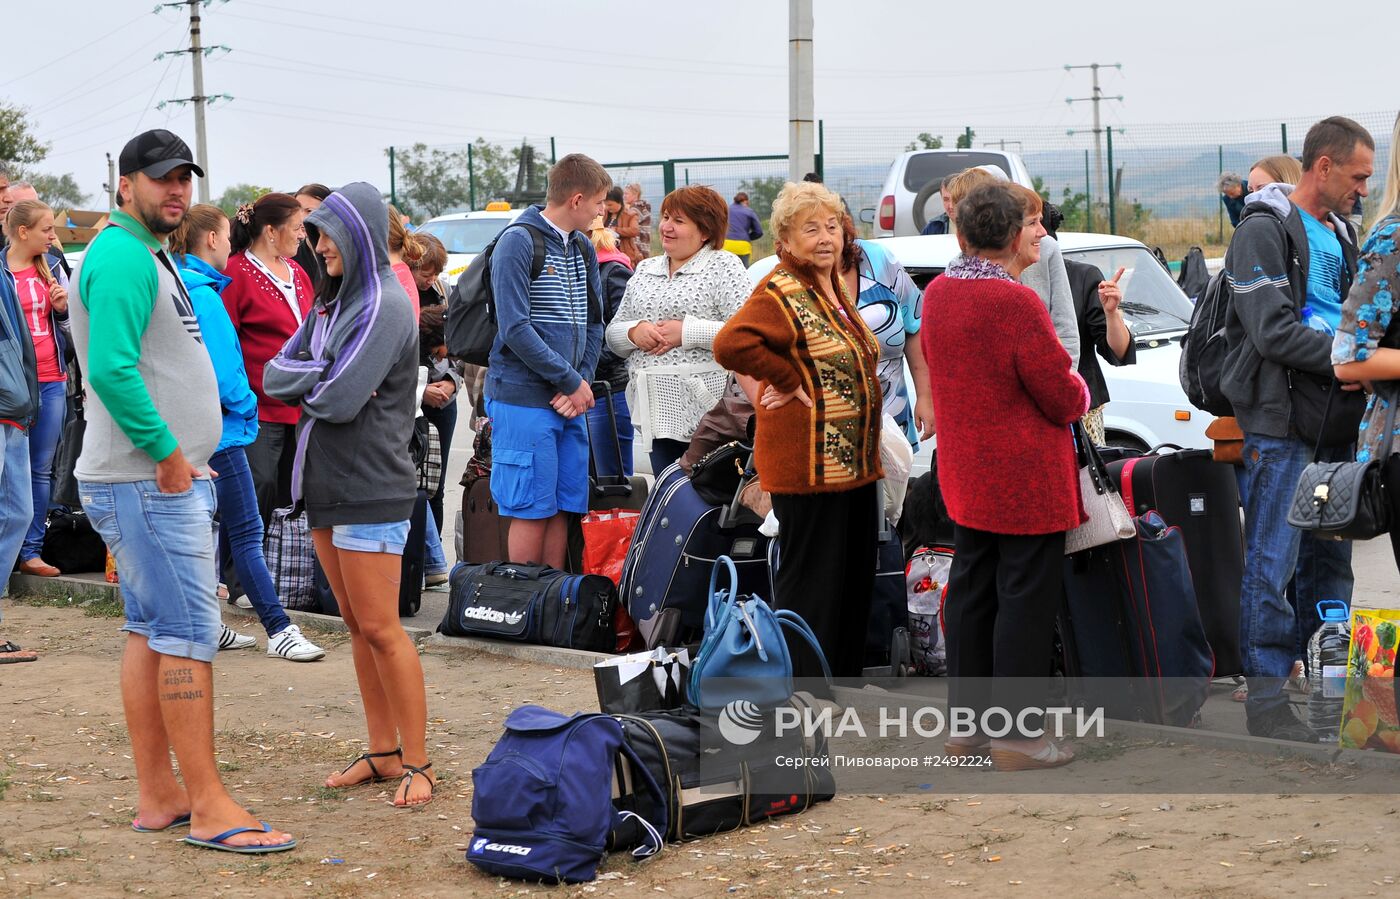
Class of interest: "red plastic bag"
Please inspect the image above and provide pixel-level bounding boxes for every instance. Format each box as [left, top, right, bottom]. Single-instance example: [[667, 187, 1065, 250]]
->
[[580, 509, 640, 585]]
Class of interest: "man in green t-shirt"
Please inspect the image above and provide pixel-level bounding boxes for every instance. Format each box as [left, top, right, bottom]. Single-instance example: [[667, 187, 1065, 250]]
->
[[70, 130, 295, 854]]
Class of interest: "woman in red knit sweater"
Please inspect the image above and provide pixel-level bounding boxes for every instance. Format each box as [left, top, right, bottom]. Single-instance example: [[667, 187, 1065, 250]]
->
[[714, 181, 883, 678], [922, 182, 1089, 771], [222, 192, 314, 526]]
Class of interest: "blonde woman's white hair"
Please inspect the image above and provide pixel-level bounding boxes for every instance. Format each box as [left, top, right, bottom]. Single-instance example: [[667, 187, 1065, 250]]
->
[[769, 181, 845, 243]]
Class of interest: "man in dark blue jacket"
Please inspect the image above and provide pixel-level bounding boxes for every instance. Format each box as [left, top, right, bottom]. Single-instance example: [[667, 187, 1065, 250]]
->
[[485, 154, 608, 568], [1223, 116, 1374, 742]]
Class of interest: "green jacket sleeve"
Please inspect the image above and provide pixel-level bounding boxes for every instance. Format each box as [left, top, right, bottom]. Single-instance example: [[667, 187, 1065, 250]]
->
[[80, 239, 179, 462]]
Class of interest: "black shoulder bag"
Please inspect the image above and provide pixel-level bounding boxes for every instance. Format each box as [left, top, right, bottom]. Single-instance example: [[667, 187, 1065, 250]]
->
[[1286, 383, 1395, 541]]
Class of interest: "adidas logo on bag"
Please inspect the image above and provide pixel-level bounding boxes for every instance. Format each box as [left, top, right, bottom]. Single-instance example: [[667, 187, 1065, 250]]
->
[[472, 837, 532, 857], [463, 605, 524, 625]]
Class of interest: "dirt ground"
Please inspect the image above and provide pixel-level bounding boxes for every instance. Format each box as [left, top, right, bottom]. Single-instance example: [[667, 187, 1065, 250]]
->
[[4, 602, 1400, 898]]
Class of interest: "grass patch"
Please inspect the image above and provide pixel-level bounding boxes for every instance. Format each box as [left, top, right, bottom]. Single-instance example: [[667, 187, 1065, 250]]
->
[[310, 785, 347, 802], [0, 764, 11, 800], [1073, 737, 1133, 763], [11, 583, 123, 618]]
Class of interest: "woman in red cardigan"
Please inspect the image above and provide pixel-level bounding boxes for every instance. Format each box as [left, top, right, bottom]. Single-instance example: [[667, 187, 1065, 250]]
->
[[222, 192, 313, 526], [922, 182, 1089, 771]]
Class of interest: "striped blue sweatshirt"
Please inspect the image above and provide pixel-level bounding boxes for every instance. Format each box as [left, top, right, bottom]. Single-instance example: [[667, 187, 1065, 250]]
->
[[485, 205, 603, 409]]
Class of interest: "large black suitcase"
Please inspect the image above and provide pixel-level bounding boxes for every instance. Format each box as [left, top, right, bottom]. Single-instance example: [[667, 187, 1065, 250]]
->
[[1105, 447, 1243, 677], [399, 488, 429, 617]]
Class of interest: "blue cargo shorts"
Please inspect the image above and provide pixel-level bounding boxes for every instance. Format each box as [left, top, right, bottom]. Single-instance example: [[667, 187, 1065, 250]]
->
[[486, 399, 589, 519]]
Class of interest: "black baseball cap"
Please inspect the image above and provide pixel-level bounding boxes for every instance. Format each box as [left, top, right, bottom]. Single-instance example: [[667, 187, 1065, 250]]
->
[[118, 129, 204, 179]]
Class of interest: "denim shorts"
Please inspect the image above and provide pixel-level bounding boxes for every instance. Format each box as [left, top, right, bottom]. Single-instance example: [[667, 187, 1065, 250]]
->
[[79, 479, 221, 662], [331, 519, 411, 555], [486, 399, 589, 519]]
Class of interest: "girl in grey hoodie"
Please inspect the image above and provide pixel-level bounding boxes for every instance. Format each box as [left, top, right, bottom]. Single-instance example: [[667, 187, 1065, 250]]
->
[[264, 181, 434, 807]]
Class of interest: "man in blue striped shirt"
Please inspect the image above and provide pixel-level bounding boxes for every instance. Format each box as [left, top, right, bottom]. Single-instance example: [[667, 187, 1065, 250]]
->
[[484, 154, 608, 567]]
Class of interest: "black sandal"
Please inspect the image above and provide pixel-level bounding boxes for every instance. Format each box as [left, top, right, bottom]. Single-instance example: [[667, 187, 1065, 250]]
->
[[334, 747, 402, 785], [395, 763, 435, 807]]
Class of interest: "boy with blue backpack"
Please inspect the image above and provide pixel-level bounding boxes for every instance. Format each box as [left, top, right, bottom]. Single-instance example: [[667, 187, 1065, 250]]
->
[[485, 154, 610, 568]]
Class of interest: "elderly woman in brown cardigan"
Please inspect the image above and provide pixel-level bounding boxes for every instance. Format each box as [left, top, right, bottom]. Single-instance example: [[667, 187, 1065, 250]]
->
[[713, 181, 883, 678]]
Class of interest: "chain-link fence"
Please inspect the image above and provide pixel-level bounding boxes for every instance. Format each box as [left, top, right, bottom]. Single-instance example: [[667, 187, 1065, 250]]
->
[[823, 110, 1395, 258]]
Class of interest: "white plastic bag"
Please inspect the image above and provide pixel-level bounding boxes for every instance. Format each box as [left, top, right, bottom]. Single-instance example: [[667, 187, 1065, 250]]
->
[[879, 413, 914, 524]]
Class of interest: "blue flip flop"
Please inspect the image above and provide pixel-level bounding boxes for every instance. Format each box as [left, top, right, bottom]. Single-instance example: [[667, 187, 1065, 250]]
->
[[131, 813, 192, 833], [183, 822, 297, 854]]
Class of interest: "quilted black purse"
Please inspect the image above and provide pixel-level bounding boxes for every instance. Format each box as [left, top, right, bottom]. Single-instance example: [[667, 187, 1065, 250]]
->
[[1287, 384, 1396, 541]]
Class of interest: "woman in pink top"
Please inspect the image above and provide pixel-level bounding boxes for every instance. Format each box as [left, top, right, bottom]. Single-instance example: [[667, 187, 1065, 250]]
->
[[222, 192, 313, 527], [387, 205, 422, 319], [3, 200, 69, 576]]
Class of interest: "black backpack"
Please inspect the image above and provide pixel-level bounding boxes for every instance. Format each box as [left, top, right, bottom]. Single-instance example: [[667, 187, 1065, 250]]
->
[[445, 222, 546, 366], [1177, 246, 1209, 302], [1178, 269, 1234, 416]]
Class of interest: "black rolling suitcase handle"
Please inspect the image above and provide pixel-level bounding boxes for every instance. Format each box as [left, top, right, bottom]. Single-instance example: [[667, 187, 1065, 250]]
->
[[583, 380, 635, 499]]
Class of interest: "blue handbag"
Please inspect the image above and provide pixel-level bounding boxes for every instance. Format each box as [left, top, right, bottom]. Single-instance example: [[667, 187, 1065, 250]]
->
[[688, 556, 832, 714]]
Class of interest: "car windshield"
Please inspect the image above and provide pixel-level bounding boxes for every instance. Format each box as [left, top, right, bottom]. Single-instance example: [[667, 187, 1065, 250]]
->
[[1063, 246, 1194, 338], [902, 152, 1014, 193], [417, 218, 512, 254]]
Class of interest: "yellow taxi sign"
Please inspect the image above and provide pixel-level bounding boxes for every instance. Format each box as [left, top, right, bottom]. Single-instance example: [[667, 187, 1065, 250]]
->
[[484, 201, 512, 211]]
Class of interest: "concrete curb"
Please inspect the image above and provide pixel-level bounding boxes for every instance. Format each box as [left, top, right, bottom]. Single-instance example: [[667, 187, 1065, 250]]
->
[[12, 572, 1400, 772], [6, 572, 437, 640], [422, 632, 610, 670]]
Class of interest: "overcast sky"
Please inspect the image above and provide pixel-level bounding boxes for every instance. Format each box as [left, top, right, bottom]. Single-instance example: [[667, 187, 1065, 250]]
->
[[5, 0, 1395, 207]]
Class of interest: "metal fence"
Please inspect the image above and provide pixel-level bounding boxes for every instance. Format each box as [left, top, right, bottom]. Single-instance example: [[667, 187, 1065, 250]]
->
[[822, 110, 1396, 256], [390, 110, 1396, 258]]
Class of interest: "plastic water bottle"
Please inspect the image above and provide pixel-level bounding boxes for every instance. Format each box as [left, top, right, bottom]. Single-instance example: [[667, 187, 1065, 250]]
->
[[1308, 600, 1352, 742]]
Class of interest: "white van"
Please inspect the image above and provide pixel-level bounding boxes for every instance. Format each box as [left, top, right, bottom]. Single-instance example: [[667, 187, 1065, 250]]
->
[[874, 149, 1034, 238]]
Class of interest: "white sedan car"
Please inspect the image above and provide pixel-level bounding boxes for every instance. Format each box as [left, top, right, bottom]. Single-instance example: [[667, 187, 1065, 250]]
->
[[747, 232, 1208, 473], [416, 205, 522, 288]]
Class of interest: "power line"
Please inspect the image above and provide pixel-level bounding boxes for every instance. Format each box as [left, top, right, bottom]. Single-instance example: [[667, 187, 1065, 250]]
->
[[222, 53, 783, 120], [227, 2, 1061, 81], [0, 11, 153, 89], [157, 0, 232, 202]]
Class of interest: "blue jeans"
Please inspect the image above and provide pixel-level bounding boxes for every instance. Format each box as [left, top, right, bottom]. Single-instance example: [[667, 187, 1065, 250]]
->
[[424, 504, 447, 575], [80, 479, 222, 662], [0, 424, 33, 609], [211, 446, 291, 638], [330, 520, 410, 554], [21, 380, 66, 561], [1240, 432, 1354, 715], [585, 388, 634, 478]]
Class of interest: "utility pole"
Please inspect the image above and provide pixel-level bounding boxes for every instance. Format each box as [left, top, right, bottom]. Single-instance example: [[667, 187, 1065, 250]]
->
[[157, 0, 231, 203], [104, 153, 116, 209], [1065, 62, 1122, 207], [788, 0, 815, 182]]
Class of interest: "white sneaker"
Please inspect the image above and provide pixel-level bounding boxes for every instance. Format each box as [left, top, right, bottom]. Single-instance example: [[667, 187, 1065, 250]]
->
[[234, 594, 253, 610], [267, 624, 326, 662], [218, 624, 257, 651]]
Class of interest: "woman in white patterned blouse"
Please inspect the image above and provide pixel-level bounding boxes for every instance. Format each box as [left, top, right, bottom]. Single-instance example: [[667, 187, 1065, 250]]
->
[[605, 185, 751, 474]]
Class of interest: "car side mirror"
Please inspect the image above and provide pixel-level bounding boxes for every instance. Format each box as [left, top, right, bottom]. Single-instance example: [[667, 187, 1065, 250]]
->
[[858, 207, 875, 225]]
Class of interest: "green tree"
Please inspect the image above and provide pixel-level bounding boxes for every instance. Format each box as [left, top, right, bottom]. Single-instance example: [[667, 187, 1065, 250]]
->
[[736, 175, 785, 222], [391, 143, 471, 219], [457, 138, 550, 210], [905, 132, 943, 152], [0, 103, 49, 169], [1059, 187, 1090, 231], [215, 183, 273, 218], [1031, 176, 1050, 204], [955, 129, 975, 150], [28, 173, 89, 209]]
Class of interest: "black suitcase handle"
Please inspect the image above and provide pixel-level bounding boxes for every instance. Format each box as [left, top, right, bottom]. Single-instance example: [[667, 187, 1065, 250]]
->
[[583, 380, 635, 498]]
